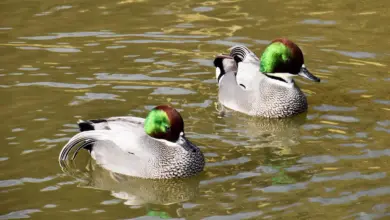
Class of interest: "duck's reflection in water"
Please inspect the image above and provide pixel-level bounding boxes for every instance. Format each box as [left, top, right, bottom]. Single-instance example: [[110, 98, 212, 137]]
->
[[61, 158, 201, 206], [217, 103, 307, 150]]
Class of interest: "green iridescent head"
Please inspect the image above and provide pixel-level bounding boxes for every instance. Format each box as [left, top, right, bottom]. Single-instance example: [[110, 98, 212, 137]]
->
[[260, 38, 304, 74], [144, 105, 184, 142], [259, 38, 320, 82]]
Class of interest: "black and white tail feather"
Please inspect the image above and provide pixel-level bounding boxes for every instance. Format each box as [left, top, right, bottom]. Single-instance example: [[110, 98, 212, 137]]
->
[[59, 119, 112, 163], [58, 130, 107, 162], [229, 45, 259, 63], [59, 117, 142, 163]]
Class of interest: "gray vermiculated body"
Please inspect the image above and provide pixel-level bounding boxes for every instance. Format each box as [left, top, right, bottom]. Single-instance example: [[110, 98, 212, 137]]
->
[[145, 142, 205, 179], [60, 116, 205, 179]]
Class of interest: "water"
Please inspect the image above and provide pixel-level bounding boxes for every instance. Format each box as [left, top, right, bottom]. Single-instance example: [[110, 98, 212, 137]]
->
[[1, 0, 390, 219]]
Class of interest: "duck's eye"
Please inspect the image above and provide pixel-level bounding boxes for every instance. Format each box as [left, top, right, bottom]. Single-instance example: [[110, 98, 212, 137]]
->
[[165, 126, 170, 132]]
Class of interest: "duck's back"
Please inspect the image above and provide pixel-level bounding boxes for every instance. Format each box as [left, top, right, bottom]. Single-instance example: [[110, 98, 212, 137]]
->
[[78, 116, 144, 132]]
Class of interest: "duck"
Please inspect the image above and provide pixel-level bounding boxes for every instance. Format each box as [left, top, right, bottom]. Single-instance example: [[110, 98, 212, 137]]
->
[[58, 105, 205, 179], [213, 38, 321, 118]]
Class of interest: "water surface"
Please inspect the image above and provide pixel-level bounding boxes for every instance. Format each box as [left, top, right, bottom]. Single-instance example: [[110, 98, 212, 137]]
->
[[1, 0, 390, 219]]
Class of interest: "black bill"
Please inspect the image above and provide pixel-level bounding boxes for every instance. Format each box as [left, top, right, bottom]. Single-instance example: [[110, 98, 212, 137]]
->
[[298, 65, 321, 82], [177, 134, 199, 153]]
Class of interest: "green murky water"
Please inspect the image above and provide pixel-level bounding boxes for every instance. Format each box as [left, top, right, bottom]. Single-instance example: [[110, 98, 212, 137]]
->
[[1, 0, 390, 219]]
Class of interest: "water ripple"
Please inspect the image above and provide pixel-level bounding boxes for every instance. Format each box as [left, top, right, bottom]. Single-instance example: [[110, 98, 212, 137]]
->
[[117, 39, 199, 44], [69, 93, 125, 105], [203, 211, 263, 220], [299, 155, 339, 164], [151, 87, 196, 95], [16, 82, 95, 89], [374, 99, 390, 105], [300, 149, 390, 165], [257, 182, 308, 193], [0, 209, 41, 219], [19, 31, 114, 40], [2, 0, 390, 218], [320, 114, 360, 123], [94, 72, 193, 81], [207, 156, 251, 167], [201, 172, 260, 185], [0, 175, 58, 188], [301, 19, 336, 25], [309, 187, 390, 205], [313, 104, 357, 112], [311, 172, 386, 182]]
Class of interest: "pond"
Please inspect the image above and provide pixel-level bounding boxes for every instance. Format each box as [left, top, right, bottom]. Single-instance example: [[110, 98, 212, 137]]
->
[[1, 0, 390, 219]]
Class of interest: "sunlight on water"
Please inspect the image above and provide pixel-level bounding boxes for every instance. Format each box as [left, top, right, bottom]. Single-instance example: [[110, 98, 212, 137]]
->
[[1, 0, 390, 219]]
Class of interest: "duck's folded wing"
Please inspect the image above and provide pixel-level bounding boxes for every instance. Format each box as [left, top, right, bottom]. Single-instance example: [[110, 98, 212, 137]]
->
[[78, 116, 145, 132], [89, 140, 145, 177], [59, 130, 148, 176], [60, 129, 150, 158], [229, 45, 261, 90], [215, 55, 258, 114], [219, 66, 251, 101]]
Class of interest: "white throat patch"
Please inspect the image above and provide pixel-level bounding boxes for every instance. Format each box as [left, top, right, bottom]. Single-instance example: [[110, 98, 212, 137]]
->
[[266, 72, 295, 88], [215, 67, 224, 84]]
